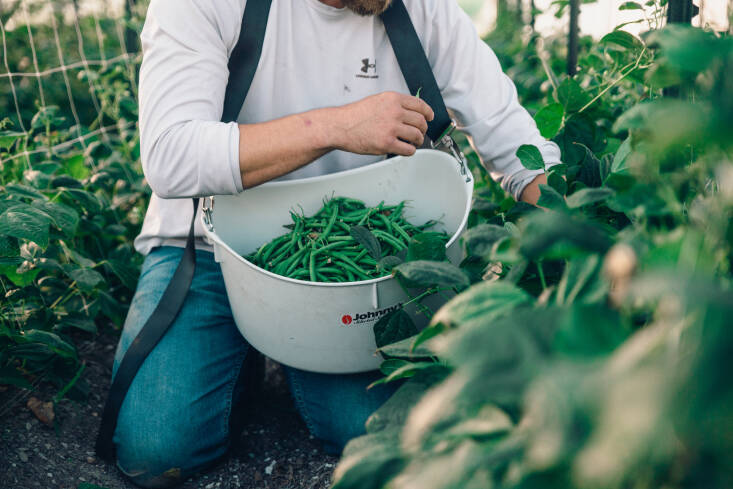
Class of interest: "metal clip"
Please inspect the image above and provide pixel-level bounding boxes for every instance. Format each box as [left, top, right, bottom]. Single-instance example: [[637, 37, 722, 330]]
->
[[202, 196, 215, 232], [431, 121, 471, 183]]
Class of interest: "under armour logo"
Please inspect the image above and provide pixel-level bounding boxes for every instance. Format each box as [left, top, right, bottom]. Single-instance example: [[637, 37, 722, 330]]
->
[[361, 58, 376, 74]]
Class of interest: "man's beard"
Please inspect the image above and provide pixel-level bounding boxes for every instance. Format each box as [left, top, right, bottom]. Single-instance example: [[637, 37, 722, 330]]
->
[[341, 0, 392, 16]]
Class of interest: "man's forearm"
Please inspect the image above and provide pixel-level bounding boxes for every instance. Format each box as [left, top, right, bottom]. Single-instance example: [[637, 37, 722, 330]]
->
[[519, 173, 547, 205], [237, 92, 434, 188], [238, 108, 338, 189]]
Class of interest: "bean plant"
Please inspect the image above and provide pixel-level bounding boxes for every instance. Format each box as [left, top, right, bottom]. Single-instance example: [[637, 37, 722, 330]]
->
[[0, 60, 147, 400], [332, 23, 733, 489]]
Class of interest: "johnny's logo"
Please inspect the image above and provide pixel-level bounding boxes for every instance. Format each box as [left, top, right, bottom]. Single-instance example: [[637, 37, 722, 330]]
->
[[356, 58, 378, 79], [339, 304, 403, 326]]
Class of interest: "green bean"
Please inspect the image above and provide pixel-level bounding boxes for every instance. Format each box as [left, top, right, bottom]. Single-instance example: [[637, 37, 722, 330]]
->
[[244, 196, 447, 282], [376, 213, 393, 234], [319, 206, 339, 243], [260, 235, 290, 264], [331, 252, 372, 277], [309, 251, 317, 282], [372, 229, 407, 250], [391, 221, 412, 242]]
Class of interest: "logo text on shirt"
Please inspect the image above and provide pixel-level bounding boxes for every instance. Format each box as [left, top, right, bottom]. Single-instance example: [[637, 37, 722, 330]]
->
[[356, 58, 378, 79]]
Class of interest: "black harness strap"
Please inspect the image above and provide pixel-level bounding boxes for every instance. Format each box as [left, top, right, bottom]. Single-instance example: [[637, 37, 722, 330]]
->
[[95, 199, 199, 461], [95, 0, 274, 463], [380, 0, 453, 142], [96, 0, 452, 463]]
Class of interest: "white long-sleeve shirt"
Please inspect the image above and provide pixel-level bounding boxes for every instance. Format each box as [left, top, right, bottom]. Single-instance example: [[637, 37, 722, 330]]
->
[[134, 0, 562, 255]]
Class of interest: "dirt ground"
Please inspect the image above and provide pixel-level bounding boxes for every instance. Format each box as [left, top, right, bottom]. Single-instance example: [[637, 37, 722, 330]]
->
[[0, 331, 337, 489]]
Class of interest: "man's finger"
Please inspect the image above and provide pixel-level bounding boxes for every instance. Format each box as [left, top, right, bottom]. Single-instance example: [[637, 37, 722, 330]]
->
[[389, 139, 418, 157], [401, 110, 428, 134], [395, 124, 424, 147], [400, 95, 434, 122]]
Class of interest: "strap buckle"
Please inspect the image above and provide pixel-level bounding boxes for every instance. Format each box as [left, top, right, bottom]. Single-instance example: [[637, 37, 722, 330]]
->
[[431, 121, 471, 183], [202, 196, 215, 231]]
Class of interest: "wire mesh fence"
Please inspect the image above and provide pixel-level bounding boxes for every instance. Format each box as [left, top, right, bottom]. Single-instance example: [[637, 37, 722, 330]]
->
[[0, 0, 145, 168]]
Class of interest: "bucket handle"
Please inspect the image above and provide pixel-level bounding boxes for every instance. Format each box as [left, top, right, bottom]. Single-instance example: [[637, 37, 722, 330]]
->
[[432, 120, 472, 184], [202, 196, 215, 232]]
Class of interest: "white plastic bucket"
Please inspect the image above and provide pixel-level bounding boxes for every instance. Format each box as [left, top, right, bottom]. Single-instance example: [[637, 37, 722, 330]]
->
[[202, 149, 474, 373]]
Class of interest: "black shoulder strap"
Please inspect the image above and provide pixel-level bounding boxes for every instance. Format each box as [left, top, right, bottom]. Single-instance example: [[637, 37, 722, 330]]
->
[[95, 0, 273, 463], [380, 0, 452, 142]]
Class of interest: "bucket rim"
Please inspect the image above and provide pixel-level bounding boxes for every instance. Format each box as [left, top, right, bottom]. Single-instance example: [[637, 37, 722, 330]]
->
[[202, 150, 474, 288]]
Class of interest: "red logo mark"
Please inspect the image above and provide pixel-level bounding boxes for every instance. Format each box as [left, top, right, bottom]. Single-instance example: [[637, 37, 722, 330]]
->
[[341, 315, 353, 325]]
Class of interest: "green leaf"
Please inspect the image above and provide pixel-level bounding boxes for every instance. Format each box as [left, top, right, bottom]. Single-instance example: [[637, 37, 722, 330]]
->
[[62, 188, 103, 213], [56, 317, 98, 334], [515, 144, 545, 170], [0, 235, 19, 257], [547, 169, 568, 195], [443, 404, 513, 440], [534, 103, 564, 139], [4, 183, 47, 201], [611, 137, 632, 173], [350, 225, 382, 260], [406, 232, 448, 262], [554, 305, 627, 357], [64, 154, 90, 180], [556, 78, 591, 113], [601, 30, 644, 50], [32, 200, 79, 238], [432, 281, 532, 327], [0, 130, 24, 150], [618, 1, 643, 9], [648, 25, 732, 74], [0, 204, 52, 248], [106, 258, 138, 289], [0, 366, 33, 390], [462, 224, 511, 256], [67, 267, 105, 292], [374, 308, 418, 349], [555, 254, 606, 305], [377, 333, 437, 360], [0, 263, 41, 287], [376, 255, 403, 273], [394, 261, 470, 289], [519, 211, 613, 260], [332, 431, 404, 489], [22, 330, 77, 360], [370, 361, 445, 388], [365, 377, 436, 434], [51, 175, 83, 189], [566, 187, 615, 208], [537, 184, 567, 210]]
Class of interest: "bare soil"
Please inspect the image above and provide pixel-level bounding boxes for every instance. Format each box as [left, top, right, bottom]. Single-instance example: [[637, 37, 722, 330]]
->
[[0, 331, 337, 489]]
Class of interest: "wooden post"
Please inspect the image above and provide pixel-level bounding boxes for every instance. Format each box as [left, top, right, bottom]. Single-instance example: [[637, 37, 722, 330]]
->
[[664, 0, 698, 97], [124, 0, 138, 54], [666, 0, 696, 24], [567, 0, 580, 76]]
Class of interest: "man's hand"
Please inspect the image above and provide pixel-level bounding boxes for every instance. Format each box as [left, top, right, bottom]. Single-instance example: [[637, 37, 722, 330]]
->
[[330, 92, 434, 157]]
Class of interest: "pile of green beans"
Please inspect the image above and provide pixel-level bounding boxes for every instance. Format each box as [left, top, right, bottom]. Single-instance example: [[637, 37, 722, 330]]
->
[[244, 197, 444, 283]]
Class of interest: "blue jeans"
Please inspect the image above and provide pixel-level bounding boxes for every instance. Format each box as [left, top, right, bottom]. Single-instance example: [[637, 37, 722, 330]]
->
[[112, 246, 395, 488]]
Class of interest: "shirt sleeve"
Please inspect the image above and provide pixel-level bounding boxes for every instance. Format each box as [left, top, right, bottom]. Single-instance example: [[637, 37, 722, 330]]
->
[[138, 0, 245, 199], [411, 0, 562, 200]]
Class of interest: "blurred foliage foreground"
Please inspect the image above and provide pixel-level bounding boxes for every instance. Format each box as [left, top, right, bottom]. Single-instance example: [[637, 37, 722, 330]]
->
[[0, 6, 731, 489], [331, 24, 733, 489]]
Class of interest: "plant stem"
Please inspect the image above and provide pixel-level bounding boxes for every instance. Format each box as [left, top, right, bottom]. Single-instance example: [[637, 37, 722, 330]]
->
[[537, 260, 547, 290]]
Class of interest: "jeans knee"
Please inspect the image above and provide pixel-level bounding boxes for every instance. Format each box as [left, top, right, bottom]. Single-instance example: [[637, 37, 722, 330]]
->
[[115, 421, 224, 488]]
